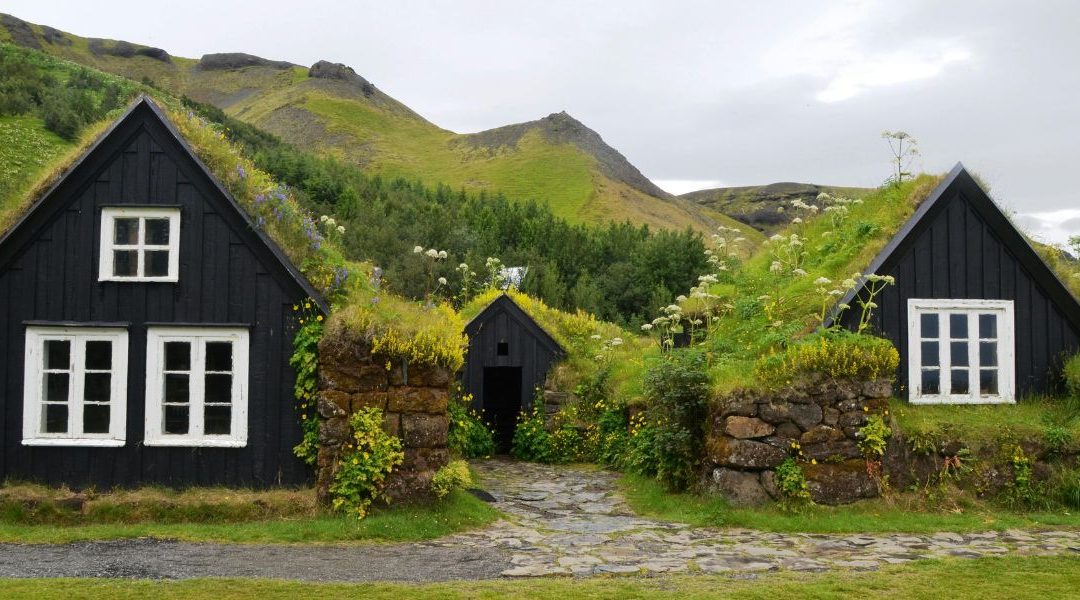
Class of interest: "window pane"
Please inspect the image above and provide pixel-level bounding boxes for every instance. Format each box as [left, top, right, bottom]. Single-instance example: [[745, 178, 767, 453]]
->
[[164, 405, 189, 434], [165, 342, 191, 371], [980, 342, 997, 367], [205, 374, 232, 404], [951, 369, 969, 395], [83, 404, 110, 434], [921, 369, 940, 394], [950, 341, 969, 367], [204, 405, 232, 435], [165, 373, 189, 403], [920, 313, 939, 338], [980, 369, 998, 395], [45, 373, 69, 403], [44, 340, 70, 370], [145, 251, 170, 277], [113, 218, 139, 244], [113, 250, 137, 276], [921, 341, 939, 366], [205, 342, 233, 372], [979, 314, 997, 339], [145, 219, 170, 245], [44, 404, 68, 433], [84, 373, 111, 403], [950, 314, 968, 338], [85, 340, 112, 370]]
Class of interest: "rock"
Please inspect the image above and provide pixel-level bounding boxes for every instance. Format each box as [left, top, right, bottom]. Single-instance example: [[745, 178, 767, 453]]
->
[[801, 439, 862, 461], [705, 467, 771, 506], [40, 26, 72, 46], [319, 417, 350, 445], [309, 60, 378, 95], [198, 52, 294, 70], [353, 391, 388, 411], [404, 447, 450, 472], [760, 470, 781, 499], [56, 493, 87, 512], [382, 412, 402, 438], [839, 410, 869, 430], [402, 413, 449, 448], [708, 437, 786, 469], [724, 416, 775, 439], [317, 391, 348, 418], [862, 379, 894, 398], [387, 387, 448, 414], [804, 461, 879, 504], [544, 390, 570, 407], [774, 422, 803, 440], [822, 407, 840, 427], [720, 398, 758, 418], [800, 425, 846, 445]]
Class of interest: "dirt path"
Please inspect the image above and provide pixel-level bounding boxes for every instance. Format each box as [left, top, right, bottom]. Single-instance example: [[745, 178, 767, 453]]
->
[[0, 458, 1077, 581]]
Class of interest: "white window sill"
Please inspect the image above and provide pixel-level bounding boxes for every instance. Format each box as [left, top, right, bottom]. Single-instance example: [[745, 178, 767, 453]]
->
[[143, 438, 247, 448], [910, 396, 1015, 405], [23, 438, 126, 447], [98, 276, 179, 283]]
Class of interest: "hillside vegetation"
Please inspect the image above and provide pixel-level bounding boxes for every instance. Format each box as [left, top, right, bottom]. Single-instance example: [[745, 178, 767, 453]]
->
[[0, 13, 736, 235], [683, 182, 872, 234]]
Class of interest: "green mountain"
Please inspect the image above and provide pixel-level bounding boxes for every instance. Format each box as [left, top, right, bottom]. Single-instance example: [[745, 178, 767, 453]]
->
[[0, 13, 744, 237], [682, 182, 872, 234]]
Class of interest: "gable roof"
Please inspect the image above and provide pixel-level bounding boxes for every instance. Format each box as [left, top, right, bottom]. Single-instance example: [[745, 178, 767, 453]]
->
[[465, 293, 565, 357], [0, 95, 329, 313], [828, 163, 1080, 332]]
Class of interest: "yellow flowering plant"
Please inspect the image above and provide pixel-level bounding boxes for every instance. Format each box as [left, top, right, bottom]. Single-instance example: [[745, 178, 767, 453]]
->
[[329, 407, 404, 519]]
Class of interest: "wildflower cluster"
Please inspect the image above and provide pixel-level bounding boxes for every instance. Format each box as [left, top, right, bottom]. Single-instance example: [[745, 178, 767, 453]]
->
[[754, 330, 900, 387], [412, 245, 449, 306], [431, 460, 472, 499], [775, 457, 813, 511], [329, 407, 405, 519], [448, 389, 495, 459]]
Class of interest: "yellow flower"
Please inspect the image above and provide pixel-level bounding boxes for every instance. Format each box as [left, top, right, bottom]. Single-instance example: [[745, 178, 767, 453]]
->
[[811, 459, 817, 464], [862, 406, 869, 412], [317, 315, 324, 322], [293, 304, 299, 311], [304, 302, 311, 309], [352, 458, 359, 465]]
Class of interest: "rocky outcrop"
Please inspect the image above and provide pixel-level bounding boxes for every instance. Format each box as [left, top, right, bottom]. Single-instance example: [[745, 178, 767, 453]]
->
[[315, 331, 452, 503], [88, 38, 171, 62], [197, 53, 294, 71], [703, 379, 892, 506], [308, 60, 377, 96]]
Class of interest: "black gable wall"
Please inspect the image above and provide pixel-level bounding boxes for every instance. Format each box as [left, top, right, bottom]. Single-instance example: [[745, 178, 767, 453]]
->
[[839, 180, 1080, 398], [0, 103, 311, 487]]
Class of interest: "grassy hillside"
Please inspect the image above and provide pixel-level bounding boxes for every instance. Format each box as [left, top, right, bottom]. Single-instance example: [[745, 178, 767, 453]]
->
[[0, 13, 739, 236], [683, 182, 871, 234]]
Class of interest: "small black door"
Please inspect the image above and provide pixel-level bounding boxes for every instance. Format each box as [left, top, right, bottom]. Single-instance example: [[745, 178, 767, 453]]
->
[[482, 366, 523, 453]]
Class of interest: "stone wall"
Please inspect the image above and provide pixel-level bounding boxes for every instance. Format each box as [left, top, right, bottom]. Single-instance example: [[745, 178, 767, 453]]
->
[[315, 332, 452, 503], [704, 379, 892, 506]]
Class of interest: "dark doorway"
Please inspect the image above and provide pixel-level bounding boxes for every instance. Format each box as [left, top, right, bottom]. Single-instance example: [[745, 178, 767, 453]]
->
[[482, 367, 522, 452]]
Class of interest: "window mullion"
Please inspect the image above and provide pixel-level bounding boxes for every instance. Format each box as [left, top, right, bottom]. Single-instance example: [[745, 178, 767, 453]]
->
[[968, 313, 979, 402], [940, 311, 951, 396], [71, 338, 84, 436], [192, 341, 205, 436]]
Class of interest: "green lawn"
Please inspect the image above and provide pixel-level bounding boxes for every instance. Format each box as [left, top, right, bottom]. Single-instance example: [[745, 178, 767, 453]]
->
[[0, 115, 74, 232], [890, 397, 1080, 452], [2, 555, 1078, 599], [620, 473, 1080, 534], [0, 490, 498, 544]]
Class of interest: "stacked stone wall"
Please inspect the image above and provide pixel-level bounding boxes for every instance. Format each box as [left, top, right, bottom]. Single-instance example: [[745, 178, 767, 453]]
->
[[315, 333, 452, 503]]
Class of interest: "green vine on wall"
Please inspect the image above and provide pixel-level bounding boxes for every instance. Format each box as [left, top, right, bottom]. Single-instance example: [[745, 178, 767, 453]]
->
[[290, 299, 324, 466]]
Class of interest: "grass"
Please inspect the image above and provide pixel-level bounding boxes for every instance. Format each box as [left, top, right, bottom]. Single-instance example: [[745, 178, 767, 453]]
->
[[619, 472, 1080, 533], [0, 489, 498, 544], [2, 555, 1078, 598], [891, 397, 1080, 452], [0, 116, 73, 230]]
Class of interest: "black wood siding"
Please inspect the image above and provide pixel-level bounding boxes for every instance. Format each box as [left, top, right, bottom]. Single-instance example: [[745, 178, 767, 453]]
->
[[0, 103, 312, 488], [464, 296, 564, 415], [839, 177, 1080, 398]]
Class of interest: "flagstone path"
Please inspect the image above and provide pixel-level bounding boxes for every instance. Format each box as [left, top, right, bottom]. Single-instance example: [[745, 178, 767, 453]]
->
[[0, 458, 1076, 581]]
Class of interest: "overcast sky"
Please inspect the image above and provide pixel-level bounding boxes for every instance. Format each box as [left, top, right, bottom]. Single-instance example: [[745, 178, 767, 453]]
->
[[7, 0, 1079, 245]]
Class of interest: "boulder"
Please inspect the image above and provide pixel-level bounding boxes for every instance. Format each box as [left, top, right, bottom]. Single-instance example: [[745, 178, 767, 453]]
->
[[862, 379, 895, 399], [800, 425, 846, 445], [402, 413, 449, 448], [759, 402, 822, 430], [387, 387, 448, 414], [720, 397, 758, 418], [759, 470, 781, 499], [822, 407, 840, 427], [723, 416, 775, 439], [198, 52, 294, 70], [804, 461, 879, 504], [309, 60, 377, 95], [705, 468, 771, 506], [801, 439, 862, 461], [708, 437, 786, 470]]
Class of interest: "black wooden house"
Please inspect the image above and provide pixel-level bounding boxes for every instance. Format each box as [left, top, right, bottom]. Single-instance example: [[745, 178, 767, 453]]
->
[[463, 294, 564, 450], [0, 97, 326, 488], [834, 164, 1080, 403]]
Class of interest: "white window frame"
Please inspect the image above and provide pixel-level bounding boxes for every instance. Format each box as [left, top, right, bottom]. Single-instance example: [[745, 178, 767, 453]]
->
[[22, 326, 128, 446], [98, 207, 181, 282], [907, 299, 1015, 405], [144, 327, 249, 447]]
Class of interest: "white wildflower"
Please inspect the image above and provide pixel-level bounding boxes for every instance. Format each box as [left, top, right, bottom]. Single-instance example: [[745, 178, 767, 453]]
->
[[676, 295, 688, 303], [438, 250, 448, 259], [590, 334, 602, 340], [792, 268, 808, 276], [814, 277, 832, 285], [336, 225, 346, 234], [437, 277, 447, 285], [425, 248, 439, 258], [413, 245, 424, 254], [641, 323, 654, 331], [320, 215, 329, 222]]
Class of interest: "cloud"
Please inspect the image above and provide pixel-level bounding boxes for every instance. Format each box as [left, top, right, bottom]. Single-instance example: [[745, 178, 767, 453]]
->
[[652, 179, 726, 195], [816, 47, 971, 103], [1014, 209, 1080, 247]]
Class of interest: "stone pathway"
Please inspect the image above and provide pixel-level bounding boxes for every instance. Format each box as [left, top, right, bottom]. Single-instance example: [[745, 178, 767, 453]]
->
[[0, 459, 1077, 581], [432, 459, 1080, 577]]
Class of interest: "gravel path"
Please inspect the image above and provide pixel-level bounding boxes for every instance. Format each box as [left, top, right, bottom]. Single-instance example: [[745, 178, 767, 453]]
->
[[0, 458, 1077, 581]]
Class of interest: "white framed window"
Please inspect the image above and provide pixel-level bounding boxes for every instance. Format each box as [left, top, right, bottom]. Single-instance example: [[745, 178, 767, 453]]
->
[[22, 327, 128, 446], [98, 207, 180, 281], [145, 327, 249, 447], [907, 299, 1015, 404]]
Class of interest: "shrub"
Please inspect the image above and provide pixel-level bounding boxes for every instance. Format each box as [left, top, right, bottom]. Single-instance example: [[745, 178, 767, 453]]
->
[[999, 445, 1050, 511], [329, 407, 405, 519], [511, 404, 555, 463], [628, 350, 710, 491], [1057, 469, 1080, 510], [447, 391, 495, 459], [289, 301, 323, 466], [775, 458, 812, 510], [858, 414, 892, 459], [754, 330, 899, 387], [1064, 352, 1080, 400], [431, 460, 472, 499]]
